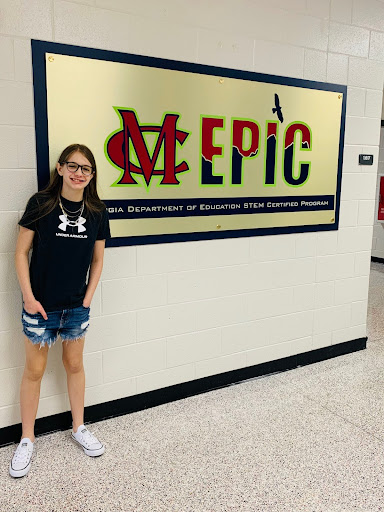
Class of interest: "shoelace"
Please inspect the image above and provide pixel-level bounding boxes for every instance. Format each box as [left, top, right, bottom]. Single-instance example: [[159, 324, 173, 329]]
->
[[13, 443, 32, 464], [79, 428, 100, 447]]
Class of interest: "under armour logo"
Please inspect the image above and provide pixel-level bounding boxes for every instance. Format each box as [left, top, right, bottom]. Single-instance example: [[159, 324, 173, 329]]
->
[[58, 215, 87, 233]]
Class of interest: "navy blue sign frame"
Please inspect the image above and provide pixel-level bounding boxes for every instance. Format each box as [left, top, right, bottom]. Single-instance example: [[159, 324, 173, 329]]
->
[[31, 39, 346, 247]]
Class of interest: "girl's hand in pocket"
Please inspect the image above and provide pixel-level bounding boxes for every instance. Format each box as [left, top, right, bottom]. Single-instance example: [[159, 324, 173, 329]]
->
[[24, 300, 48, 320]]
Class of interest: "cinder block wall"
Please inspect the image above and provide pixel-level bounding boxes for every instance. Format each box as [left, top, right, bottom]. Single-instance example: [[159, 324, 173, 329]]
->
[[0, 0, 382, 429]]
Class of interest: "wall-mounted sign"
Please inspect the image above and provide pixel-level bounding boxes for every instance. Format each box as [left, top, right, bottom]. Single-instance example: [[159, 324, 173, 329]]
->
[[32, 40, 346, 246], [359, 154, 374, 165]]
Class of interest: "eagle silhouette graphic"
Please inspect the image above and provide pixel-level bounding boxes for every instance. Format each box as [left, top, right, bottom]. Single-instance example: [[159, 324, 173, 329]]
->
[[272, 93, 284, 123]]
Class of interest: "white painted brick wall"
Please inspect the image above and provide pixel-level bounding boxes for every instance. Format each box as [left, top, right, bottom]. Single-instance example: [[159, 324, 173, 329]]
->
[[329, 22, 370, 57], [0, 0, 382, 428]]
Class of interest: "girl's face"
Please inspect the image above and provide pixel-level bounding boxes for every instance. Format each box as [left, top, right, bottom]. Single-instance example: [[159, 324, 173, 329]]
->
[[56, 150, 94, 195]]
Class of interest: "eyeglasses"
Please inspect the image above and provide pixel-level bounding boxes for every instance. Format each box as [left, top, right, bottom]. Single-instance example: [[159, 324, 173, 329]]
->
[[64, 161, 94, 176]]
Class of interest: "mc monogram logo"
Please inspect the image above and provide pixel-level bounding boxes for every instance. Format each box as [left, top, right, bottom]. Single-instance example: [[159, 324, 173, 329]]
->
[[106, 109, 190, 187]]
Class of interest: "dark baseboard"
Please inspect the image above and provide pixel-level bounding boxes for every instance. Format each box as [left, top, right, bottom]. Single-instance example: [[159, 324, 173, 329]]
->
[[372, 256, 384, 264], [0, 336, 367, 447]]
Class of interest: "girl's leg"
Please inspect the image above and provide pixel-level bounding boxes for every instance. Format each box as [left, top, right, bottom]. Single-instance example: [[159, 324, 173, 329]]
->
[[62, 337, 85, 432], [20, 336, 49, 441]]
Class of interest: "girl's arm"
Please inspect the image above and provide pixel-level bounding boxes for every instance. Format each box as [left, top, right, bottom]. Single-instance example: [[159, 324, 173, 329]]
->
[[15, 226, 48, 319], [83, 239, 106, 308]]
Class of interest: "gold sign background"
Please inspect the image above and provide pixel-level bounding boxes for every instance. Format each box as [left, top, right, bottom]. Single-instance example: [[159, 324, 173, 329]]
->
[[45, 53, 343, 240]]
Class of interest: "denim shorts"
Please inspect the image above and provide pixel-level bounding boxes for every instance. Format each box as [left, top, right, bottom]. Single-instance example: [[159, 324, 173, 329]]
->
[[22, 305, 90, 349]]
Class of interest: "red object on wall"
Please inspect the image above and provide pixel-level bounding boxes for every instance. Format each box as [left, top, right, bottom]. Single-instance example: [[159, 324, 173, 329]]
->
[[378, 176, 384, 221]]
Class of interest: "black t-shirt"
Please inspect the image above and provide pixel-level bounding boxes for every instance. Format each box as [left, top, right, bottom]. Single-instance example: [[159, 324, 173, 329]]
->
[[19, 194, 111, 311]]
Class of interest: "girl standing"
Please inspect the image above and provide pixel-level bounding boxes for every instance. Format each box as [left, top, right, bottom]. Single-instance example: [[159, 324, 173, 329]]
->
[[10, 144, 110, 478]]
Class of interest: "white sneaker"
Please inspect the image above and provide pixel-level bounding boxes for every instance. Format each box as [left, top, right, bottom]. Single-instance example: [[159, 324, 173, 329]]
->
[[9, 438, 34, 478], [71, 425, 105, 457]]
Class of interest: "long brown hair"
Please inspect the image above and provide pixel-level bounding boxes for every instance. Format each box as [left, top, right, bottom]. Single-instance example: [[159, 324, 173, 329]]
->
[[27, 144, 105, 223]]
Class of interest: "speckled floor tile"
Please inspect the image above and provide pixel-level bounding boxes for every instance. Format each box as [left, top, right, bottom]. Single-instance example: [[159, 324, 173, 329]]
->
[[368, 264, 384, 341], [2, 388, 384, 512], [2, 263, 384, 511], [367, 308, 384, 341]]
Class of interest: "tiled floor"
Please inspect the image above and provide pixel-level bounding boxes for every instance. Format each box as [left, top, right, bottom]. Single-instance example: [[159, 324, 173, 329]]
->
[[1, 264, 384, 511]]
